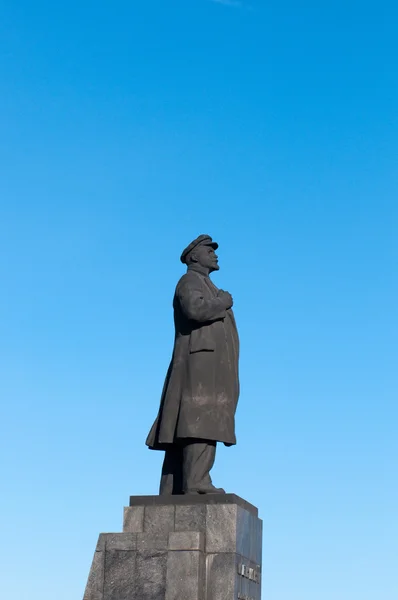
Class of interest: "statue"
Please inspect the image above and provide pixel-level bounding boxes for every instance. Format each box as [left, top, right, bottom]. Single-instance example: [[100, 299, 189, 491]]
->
[[146, 235, 240, 495]]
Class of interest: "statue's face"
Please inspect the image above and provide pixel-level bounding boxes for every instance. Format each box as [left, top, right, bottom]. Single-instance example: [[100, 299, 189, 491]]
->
[[194, 245, 219, 272]]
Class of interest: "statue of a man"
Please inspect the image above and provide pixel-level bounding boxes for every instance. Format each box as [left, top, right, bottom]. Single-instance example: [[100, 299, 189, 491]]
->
[[146, 235, 240, 495]]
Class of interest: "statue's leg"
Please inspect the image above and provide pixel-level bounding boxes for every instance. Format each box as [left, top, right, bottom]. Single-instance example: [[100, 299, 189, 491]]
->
[[159, 445, 183, 495], [182, 441, 225, 494]]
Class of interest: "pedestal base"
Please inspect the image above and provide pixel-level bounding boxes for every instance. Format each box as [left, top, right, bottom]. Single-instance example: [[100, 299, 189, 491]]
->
[[84, 494, 262, 600]]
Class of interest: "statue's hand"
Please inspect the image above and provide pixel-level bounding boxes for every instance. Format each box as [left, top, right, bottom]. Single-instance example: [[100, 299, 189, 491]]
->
[[218, 290, 233, 309]]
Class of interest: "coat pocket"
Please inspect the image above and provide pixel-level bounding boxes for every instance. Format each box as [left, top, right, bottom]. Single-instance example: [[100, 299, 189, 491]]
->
[[189, 326, 216, 353]]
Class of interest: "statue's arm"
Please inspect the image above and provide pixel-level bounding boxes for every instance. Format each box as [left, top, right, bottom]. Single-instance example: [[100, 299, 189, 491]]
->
[[177, 283, 227, 323]]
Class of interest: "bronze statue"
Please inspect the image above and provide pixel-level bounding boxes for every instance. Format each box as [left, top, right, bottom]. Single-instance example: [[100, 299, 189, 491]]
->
[[146, 235, 240, 494]]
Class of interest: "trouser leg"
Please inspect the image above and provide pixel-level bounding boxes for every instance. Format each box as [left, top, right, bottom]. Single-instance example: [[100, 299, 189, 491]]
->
[[182, 441, 221, 493], [159, 446, 183, 495]]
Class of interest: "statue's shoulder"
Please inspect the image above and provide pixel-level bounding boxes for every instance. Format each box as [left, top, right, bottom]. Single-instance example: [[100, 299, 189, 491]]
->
[[175, 270, 203, 293]]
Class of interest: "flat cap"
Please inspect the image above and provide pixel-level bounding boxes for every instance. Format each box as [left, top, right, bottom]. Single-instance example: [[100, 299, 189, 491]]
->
[[180, 234, 218, 264]]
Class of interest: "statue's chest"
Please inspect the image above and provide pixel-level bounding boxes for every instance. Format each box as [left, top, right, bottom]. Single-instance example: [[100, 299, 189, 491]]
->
[[203, 277, 219, 298]]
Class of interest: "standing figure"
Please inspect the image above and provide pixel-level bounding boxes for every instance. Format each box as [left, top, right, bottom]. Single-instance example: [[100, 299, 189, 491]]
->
[[146, 235, 240, 495]]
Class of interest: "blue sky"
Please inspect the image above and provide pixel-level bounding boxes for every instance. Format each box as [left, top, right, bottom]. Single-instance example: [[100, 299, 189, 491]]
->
[[0, 1, 397, 599]]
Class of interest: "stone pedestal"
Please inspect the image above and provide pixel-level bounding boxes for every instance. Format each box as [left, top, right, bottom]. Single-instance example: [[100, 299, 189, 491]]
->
[[84, 494, 262, 600]]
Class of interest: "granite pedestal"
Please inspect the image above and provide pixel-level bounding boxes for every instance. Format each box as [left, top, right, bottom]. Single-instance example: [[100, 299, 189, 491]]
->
[[84, 494, 262, 600]]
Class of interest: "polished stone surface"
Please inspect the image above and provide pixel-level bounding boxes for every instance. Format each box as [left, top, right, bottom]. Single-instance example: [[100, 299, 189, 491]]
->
[[135, 550, 167, 600], [168, 531, 204, 551], [123, 505, 144, 533], [83, 550, 104, 600], [129, 493, 258, 516], [166, 548, 204, 600], [83, 495, 262, 600], [103, 550, 136, 600], [175, 503, 207, 532]]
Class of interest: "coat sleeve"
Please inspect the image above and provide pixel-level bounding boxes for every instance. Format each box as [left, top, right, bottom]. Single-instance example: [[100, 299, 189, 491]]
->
[[177, 280, 227, 323]]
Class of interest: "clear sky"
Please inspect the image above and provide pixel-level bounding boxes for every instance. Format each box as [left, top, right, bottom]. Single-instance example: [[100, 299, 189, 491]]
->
[[0, 1, 397, 599]]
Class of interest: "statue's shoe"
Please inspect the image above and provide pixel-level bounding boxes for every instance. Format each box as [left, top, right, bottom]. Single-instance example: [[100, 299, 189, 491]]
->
[[184, 486, 226, 495]]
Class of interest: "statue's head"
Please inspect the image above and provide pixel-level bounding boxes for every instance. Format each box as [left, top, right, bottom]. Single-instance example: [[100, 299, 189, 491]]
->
[[180, 235, 219, 273]]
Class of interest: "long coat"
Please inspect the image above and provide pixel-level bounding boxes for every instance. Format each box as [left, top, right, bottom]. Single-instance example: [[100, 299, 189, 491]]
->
[[146, 267, 240, 449]]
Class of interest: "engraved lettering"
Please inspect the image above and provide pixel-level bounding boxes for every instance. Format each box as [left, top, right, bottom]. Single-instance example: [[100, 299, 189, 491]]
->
[[238, 594, 255, 600], [237, 563, 261, 585]]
